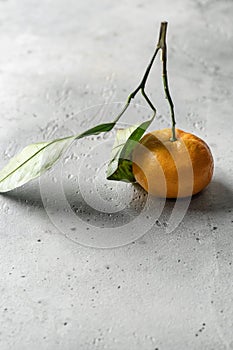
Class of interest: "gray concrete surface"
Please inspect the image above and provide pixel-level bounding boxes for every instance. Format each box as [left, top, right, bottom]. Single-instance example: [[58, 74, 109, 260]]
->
[[0, 0, 233, 349]]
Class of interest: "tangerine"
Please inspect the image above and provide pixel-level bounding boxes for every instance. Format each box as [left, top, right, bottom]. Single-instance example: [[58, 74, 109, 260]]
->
[[132, 128, 214, 198]]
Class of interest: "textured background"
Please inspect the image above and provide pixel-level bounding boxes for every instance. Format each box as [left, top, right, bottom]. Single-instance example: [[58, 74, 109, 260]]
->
[[0, 0, 233, 349]]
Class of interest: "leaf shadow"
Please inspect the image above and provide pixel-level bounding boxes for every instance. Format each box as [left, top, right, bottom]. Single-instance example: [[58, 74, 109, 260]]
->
[[1, 182, 44, 208], [1, 179, 232, 218]]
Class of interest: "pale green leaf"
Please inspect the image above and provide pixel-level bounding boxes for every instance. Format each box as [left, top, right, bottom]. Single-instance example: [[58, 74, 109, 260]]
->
[[0, 137, 74, 193], [0, 122, 116, 192]]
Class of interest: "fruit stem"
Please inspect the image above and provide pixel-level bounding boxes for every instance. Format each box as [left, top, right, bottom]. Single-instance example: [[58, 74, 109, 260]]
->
[[113, 46, 158, 123], [114, 21, 176, 134], [159, 22, 177, 142]]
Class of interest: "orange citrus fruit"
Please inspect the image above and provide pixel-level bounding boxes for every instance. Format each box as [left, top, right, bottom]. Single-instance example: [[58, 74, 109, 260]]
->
[[132, 128, 214, 198]]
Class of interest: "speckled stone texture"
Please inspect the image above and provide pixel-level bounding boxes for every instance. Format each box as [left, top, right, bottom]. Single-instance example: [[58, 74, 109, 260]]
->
[[0, 0, 233, 349]]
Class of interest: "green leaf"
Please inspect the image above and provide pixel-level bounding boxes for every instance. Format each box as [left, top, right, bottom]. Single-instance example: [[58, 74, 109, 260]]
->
[[76, 122, 115, 139], [0, 122, 115, 193], [106, 125, 138, 183], [107, 118, 154, 182]]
